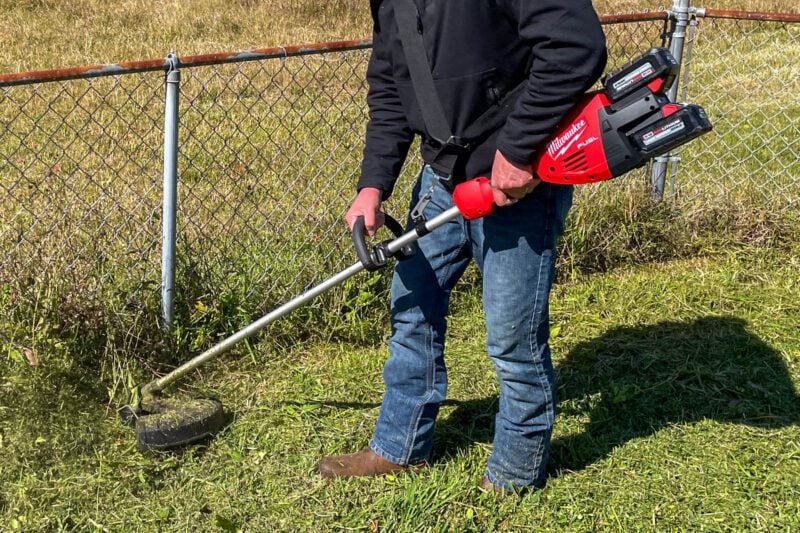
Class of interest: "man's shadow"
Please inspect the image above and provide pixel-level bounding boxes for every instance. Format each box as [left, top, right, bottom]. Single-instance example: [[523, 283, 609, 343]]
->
[[434, 316, 800, 474]]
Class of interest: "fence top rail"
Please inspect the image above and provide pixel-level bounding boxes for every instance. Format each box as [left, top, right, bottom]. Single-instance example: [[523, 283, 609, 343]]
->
[[702, 9, 800, 23], [0, 39, 371, 88], [599, 11, 669, 24], [0, 11, 670, 88], [1, 9, 798, 88]]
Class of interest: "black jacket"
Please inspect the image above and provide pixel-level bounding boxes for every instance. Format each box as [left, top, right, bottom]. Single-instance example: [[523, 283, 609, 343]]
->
[[359, 0, 608, 199]]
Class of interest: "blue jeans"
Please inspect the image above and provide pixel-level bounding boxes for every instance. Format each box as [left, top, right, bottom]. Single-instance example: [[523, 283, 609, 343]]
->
[[370, 166, 572, 490]]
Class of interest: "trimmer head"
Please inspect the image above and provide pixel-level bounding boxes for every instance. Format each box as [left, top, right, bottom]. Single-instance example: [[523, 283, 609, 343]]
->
[[120, 396, 227, 451]]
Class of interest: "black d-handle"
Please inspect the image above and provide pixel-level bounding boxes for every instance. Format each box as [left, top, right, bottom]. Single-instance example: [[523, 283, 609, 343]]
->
[[352, 214, 415, 271]]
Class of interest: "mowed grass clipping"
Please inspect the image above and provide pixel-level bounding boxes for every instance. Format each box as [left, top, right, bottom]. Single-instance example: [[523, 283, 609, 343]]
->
[[2, 246, 799, 530]]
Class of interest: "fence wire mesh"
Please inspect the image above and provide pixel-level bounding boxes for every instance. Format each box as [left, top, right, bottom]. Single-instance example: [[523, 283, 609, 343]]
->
[[0, 10, 797, 365], [177, 50, 374, 314], [0, 73, 164, 356], [678, 16, 800, 211]]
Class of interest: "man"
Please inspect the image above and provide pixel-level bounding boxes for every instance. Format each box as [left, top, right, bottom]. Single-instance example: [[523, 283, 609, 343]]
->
[[319, 0, 607, 492]]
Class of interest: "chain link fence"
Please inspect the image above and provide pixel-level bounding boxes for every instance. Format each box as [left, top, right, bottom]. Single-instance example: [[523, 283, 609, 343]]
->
[[0, 72, 165, 365], [1, 7, 798, 371], [178, 49, 374, 311], [679, 14, 800, 209]]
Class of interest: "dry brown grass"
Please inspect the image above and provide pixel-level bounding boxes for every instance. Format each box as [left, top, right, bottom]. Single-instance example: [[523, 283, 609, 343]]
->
[[0, 0, 797, 72]]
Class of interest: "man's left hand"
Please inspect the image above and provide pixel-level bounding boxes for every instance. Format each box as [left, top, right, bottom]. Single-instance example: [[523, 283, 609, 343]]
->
[[490, 150, 541, 207]]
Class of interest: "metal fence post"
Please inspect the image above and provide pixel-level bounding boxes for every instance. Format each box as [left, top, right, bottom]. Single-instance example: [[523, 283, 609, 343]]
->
[[651, 0, 691, 200], [161, 53, 180, 332]]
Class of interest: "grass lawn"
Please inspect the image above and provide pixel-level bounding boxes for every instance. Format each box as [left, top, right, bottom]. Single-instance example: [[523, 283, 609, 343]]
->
[[2, 243, 798, 530]]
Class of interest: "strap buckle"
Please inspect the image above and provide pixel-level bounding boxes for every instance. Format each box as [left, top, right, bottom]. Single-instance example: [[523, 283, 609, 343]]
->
[[425, 136, 471, 191], [409, 182, 438, 236], [427, 135, 471, 151]]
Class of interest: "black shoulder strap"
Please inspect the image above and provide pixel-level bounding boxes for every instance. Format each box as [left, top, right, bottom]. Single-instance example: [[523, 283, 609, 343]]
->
[[462, 82, 526, 142], [394, 0, 454, 145], [370, 0, 382, 31]]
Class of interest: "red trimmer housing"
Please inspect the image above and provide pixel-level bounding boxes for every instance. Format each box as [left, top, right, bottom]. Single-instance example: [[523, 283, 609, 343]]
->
[[535, 48, 712, 185]]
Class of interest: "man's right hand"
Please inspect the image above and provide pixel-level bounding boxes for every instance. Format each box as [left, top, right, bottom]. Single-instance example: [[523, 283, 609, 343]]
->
[[345, 187, 385, 237]]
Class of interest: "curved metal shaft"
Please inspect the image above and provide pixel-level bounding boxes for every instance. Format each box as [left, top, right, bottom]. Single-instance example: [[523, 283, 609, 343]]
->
[[142, 205, 462, 397]]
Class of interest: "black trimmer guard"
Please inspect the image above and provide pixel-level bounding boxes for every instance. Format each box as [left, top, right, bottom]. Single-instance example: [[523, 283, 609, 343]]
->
[[121, 397, 227, 451]]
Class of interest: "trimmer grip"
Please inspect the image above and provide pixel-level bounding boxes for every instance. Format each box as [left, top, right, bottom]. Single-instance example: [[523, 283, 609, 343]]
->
[[351, 217, 378, 270], [351, 214, 415, 271], [453, 177, 495, 220]]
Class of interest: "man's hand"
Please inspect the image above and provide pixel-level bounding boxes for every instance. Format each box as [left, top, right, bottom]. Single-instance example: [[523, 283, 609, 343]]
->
[[490, 150, 541, 207], [345, 187, 385, 236]]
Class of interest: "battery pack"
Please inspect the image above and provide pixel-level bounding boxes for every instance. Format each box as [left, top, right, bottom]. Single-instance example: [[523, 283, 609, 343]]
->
[[629, 104, 713, 156], [602, 48, 679, 102]]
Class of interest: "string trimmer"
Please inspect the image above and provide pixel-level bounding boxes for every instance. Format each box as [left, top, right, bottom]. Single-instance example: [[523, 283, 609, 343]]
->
[[122, 47, 712, 451]]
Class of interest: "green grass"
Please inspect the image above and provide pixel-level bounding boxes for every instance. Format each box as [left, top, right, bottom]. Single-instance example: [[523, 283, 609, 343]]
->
[[2, 244, 799, 530]]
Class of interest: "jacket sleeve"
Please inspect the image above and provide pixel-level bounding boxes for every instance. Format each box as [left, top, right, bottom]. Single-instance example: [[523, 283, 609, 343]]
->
[[357, 22, 415, 200], [496, 0, 608, 166]]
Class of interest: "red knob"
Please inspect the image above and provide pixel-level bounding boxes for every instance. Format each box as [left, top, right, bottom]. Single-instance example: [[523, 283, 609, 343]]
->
[[452, 177, 495, 220]]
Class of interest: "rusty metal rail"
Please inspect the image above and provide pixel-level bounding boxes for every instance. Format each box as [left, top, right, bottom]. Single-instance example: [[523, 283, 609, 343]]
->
[[703, 9, 800, 22], [0, 14, 679, 87], [0, 39, 372, 87], [3, 8, 795, 88], [599, 11, 669, 24]]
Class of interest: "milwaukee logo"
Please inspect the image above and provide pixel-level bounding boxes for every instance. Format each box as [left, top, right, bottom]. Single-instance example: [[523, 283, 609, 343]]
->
[[547, 119, 587, 160]]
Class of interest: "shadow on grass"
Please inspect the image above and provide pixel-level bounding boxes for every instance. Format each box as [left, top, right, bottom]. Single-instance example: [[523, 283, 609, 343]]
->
[[432, 315, 800, 475], [272, 316, 800, 478]]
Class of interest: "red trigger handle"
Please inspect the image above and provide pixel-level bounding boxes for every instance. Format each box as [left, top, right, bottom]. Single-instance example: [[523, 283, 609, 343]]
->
[[452, 177, 495, 220]]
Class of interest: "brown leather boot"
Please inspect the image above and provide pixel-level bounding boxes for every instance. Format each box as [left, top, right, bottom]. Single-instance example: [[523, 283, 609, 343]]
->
[[318, 447, 423, 479]]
